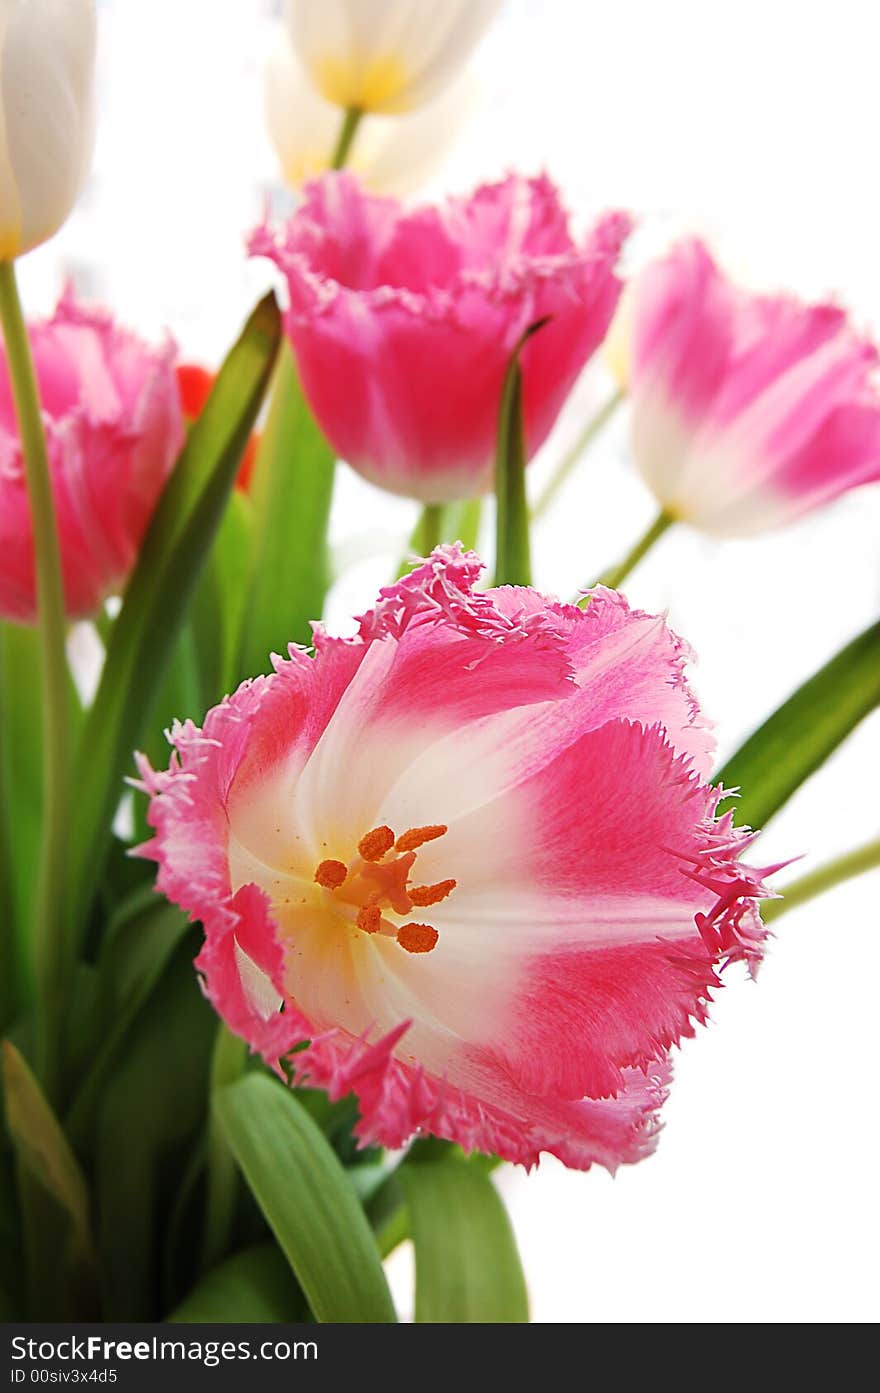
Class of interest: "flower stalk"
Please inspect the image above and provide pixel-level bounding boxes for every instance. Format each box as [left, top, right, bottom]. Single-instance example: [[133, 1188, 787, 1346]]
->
[[494, 321, 550, 587], [762, 837, 880, 924], [331, 106, 364, 169], [532, 387, 624, 520], [589, 507, 674, 596], [0, 260, 71, 1091]]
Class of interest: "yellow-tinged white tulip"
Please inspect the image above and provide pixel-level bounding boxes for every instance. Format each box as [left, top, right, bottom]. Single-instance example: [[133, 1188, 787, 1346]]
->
[[603, 279, 634, 392], [265, 30, 476, 196], [283, 0, 502, 114], [0, 0, 97, 260]]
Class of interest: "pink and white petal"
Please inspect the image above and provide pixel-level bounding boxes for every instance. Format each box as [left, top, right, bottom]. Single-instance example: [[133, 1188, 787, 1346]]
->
[[288, 1016, 670, 1172], [769, 397, 880, 514], [383, 599, 714, 841], [630, 240, 736, 422], [400, 721, 765, 1100]]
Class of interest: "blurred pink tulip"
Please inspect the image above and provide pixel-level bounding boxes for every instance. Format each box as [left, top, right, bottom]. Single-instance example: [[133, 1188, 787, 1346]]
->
[[0, 291, 183, 623], [628, 239, 880, 536], [250, 171, 631, 502]]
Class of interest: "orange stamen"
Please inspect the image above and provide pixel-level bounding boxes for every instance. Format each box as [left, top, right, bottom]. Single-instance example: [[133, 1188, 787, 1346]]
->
[[356, 904, 382, 934], [314, 858, 347, 889], [409, 878, 456, 908], [397, 922, 439, 954], [358, 825, 396, 862], [395, 824, 447, 853]]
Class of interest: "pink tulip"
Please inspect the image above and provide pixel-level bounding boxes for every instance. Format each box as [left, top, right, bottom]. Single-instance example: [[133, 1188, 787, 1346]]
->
[[0, 291, 183, 623], [138, 547, 775, 1171], [628, 240, 880, 535], [250, 172, 631, 502]]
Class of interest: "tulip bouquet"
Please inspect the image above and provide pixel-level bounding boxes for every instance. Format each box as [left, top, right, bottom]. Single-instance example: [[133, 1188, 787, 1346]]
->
[[1, 0, 878, 1329]]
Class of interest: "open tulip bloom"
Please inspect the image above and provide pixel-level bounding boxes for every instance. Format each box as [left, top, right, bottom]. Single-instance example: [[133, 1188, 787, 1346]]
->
[[1, 0, 879, 1331], [138, 548, 775, 1170]]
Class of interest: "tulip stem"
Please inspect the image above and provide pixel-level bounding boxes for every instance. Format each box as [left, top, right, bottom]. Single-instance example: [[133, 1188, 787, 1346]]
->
[[584, 507, 674, 599], [202, 1024, 248, 1270], [761, 837, 880, 925], [417, 504, 443, 555], [0, 260, 71, 1094], [532, 387, 624, 520], [494, 321, 549, 587], [331, 107, 364, 170]]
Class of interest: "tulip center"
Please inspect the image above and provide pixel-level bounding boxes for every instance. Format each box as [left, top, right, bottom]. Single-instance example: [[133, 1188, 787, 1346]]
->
[[313, 823, 455, 954], [314, 53, 409, 112]]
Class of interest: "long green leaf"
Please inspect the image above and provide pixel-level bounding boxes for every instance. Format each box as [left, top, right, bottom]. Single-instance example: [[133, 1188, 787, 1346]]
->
[[493, 321, 548, 587], [0, 633, 18, 1029], [168, 1243, 306, 1323], [215, 1073, 396, 1323], [0, 622, 81, 1016], [132, 492, 256, 847], [95, 935, 216, 1320], [238, 341, 335, 678], [396, 499, 483, 579], [716, 619, 880, 827], [2, 1041, 96, 1282], [201, 1025, 248, 1270], [66, 294, 280, 950], [401, 1158, 528, 1323], [192, 489, 254, 701], [444, 497, 482, 552], [65, 899, 190, 1148]]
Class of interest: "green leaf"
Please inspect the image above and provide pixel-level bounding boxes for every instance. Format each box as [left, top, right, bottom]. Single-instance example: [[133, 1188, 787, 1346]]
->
[[401, 1158, 528, 1323], [238, 342, 336, 678], [168, 1242, 307, 1323], [192, 489, 255, 701], [215, 1073, 396, 1323], [201, 1025, 248, 1270], [65, 898, 191, 1148], [0, 622, 81, 1017], [493, 321, 548, 587], [132, 492, 255, 847], [444, 497, 482, 552], [397, 499, 483, 579], [95, 935, 216, 1320], [0, 635, 19, 1030], [716, 619, 880, 827], [2, 1041, 95, 1269], [66, 294, 280, 952]]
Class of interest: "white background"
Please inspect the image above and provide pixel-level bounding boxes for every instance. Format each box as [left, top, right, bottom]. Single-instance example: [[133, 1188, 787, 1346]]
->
[[21, 1, 879, 1322]]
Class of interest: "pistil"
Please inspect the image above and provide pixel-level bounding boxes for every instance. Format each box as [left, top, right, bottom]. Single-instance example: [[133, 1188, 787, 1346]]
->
[[312, 821, 455, 953]]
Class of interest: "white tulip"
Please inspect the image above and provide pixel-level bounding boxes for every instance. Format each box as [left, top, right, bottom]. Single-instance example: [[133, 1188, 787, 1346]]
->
[[265, 30, 476, 196], [283, 0, 502, 113], [0, 0, 96, 260]]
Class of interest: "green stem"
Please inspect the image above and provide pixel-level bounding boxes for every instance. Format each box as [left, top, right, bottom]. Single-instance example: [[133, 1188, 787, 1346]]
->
[[201, 1024, 248, 1270], [493, 322, 548, 588], [584, 507, 674, 601], [0, 261, 71, 1092], [395, 500, 480, 580], [417, 503, 443, 555], [330, 107, 364, 169], [762, 837, 880, 925], [532, 388, 624, 520]]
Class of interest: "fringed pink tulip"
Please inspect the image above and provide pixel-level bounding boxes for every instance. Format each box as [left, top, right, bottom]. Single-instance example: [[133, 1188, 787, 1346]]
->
[[138, 547, 777, 1171], [0, 291, 183, 623], [628, 239, 880, 535], [250, 172, 631, 502]]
